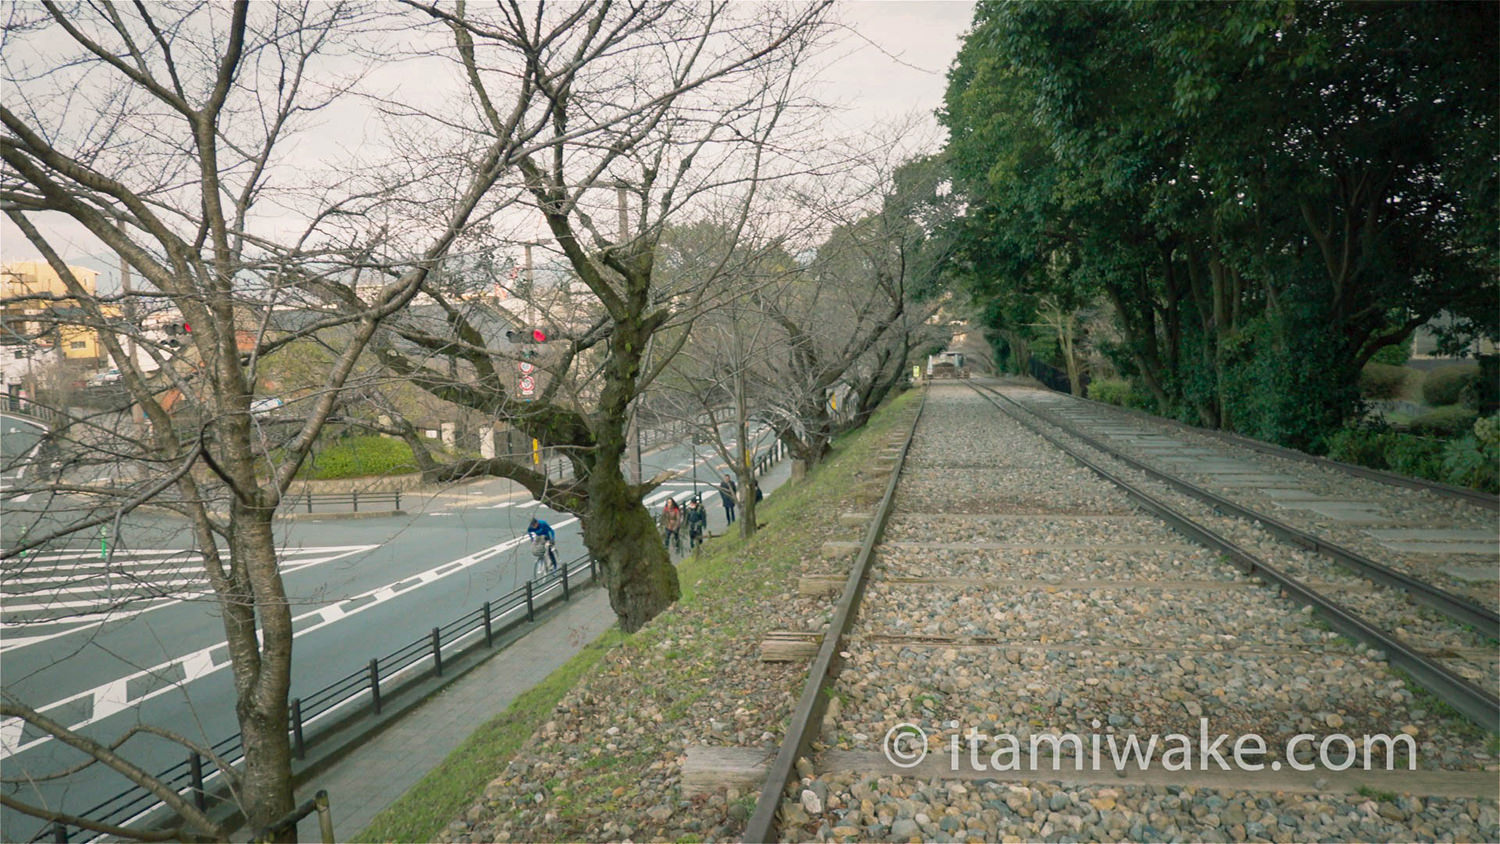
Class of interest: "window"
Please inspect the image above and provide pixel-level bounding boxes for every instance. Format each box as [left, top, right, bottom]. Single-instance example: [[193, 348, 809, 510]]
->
[[70, 341, 87, 350], [12, 350, 25, 359]]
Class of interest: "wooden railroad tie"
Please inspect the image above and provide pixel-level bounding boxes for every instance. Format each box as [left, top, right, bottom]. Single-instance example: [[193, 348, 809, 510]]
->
[[798, 574, 844, 597], [760, 630, 823, 662], [681, 746, 774, 795]]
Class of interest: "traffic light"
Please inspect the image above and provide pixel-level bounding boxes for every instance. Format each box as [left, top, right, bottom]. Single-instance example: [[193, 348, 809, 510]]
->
[[162, 322, 191, 348], [506, 326, 549, 344]]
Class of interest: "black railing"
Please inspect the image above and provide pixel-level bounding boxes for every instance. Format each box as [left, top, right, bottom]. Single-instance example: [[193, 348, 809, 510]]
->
[[3, 395, 65, 427], [1026, 357, 1085, 395], [47, 554, 599, 843], [286, 490, 403, 514], [752, 438, 786, 477]]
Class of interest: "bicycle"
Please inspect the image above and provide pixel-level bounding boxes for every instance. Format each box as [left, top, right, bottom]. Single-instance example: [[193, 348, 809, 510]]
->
[[529, 534, 556, 579]]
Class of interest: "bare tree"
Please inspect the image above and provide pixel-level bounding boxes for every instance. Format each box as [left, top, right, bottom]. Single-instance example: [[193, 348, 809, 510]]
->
[[0, 0, 655, 836], [753, 132, 953, 469], [344, 1, 833, 632], [651, 222, 805, 538]]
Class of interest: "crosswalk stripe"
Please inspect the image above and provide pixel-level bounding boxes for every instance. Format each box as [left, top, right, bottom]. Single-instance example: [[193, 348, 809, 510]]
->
[[0, 521, 576, 761]]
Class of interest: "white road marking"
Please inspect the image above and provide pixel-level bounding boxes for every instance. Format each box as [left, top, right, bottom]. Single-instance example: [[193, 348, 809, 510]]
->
[[0, 521, 577, 760], [0, 546, 377, 652]]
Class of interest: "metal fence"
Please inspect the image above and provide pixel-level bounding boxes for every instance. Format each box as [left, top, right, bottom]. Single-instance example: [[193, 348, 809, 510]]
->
[[3, 395, 65, 427], [38, 433, 795, 843], [752, 438, 786, 476], [45, 554, 599, 843], [285, 490, 404, 514]]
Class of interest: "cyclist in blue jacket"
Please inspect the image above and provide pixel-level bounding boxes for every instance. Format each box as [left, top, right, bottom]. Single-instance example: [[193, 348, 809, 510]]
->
[[527, 517, 558, 571]]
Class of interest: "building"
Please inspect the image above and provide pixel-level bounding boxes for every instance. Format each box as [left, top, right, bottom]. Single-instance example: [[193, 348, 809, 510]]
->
[[0, 260, 109, 363]]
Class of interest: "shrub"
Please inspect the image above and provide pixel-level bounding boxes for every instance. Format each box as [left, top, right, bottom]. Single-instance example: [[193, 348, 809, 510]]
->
[[1357, 363, 1408, 399], [1326, 420, 1497, 492], [1407, 405, 1479, 437], [1385, 436, 1447, 480], [1442, 433, 1500, 493], [1324, 427, 1398, 469], [1370, 342, 1411, 366], [1087, 378, 1133, 406], [1421, 363, 1480, 407]]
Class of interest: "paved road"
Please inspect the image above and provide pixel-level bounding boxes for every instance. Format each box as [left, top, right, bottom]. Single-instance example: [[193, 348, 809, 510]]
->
[[0, 425, 775, 840]]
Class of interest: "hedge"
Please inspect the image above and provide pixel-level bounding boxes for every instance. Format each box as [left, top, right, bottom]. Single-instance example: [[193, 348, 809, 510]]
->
[[1421, 363, 1480, 407], [1407, 406, 1479, 438], [1357, 363, 1408, 400]]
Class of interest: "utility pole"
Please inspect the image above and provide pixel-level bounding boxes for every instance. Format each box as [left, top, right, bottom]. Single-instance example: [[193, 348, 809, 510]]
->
[[120, 257, 145, 434], [619, 183, 644, 486], [522, 242, 534, 297], [119, 256, 134, 367]]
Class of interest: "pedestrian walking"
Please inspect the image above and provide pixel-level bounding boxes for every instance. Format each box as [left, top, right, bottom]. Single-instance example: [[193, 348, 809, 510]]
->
[[685, 496, 708, 552], [527, 517, 558, 571], [659, 497, 683, 554], [717, 473, 737, 525]]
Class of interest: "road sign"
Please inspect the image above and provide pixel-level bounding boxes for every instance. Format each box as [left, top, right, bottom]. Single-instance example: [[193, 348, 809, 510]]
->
[[518, 362, 534, 374], [519, 375, 536, 396]]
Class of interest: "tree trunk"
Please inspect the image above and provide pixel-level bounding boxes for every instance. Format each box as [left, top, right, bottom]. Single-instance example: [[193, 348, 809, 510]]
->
[[583, 455, 680, 633], [227, 510, 296, 837]]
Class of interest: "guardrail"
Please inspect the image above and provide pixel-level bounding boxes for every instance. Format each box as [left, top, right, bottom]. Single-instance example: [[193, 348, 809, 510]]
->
[[2, 395, 65, 428], [285, 490, 404, 514], [47, 553, 600, 843], [751, 438, 785, 477]]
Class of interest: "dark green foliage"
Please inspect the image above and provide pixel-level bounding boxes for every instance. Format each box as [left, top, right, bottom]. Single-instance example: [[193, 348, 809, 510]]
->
[[1386, 437, 1451, 481], [938, 0, 1498, 448], [1327, 428, 1444, 478], [1422, 364, 1481, 408], [1441, 433, 1500, 493], [1358, 364, 1409, 400], [1324, 427, 1399, 469], [1370, 343, 1410, 366], [1211, 314, 1360, 450], [1324, 424, 1496, 491], [1407, 406, 1480, 438], [1086, 377, 1154, 411], [1478, 356, 1500, 415], [1086, 379, 1132, 407]]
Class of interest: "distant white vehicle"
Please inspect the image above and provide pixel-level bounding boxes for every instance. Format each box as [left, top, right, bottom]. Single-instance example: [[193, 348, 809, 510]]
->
[[87, 368, 121, 386], [250, 397, 285, 415]]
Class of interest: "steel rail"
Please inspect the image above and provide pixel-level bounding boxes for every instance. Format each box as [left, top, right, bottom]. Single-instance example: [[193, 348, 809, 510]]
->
[[1051, 389, 1499, 511], [742, 389, 927, 843], [996, 389, 1499, 637], [970, 383, 1498, 730]]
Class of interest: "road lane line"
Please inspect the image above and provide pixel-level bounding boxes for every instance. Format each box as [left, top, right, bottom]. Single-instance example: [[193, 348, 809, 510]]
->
[[0, 546, 377, 652], [91, 679, 132, 721], [0, 521, 576, 760]]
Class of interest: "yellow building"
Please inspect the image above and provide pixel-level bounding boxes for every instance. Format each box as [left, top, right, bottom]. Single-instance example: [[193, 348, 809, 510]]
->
[[1, 260, 105, 362]]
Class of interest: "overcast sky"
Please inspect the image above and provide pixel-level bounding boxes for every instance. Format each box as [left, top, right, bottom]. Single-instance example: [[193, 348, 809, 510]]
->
[[1, 2, 976, 290]]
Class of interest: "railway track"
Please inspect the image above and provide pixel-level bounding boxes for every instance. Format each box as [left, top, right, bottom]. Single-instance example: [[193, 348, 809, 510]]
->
[[976, 385, 1500, 698], [745, 380, 1499, 843], [1020, 389, 1499, 612]]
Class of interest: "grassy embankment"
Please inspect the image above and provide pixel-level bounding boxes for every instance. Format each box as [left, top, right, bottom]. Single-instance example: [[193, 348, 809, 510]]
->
[[356, 388, 919, 842]]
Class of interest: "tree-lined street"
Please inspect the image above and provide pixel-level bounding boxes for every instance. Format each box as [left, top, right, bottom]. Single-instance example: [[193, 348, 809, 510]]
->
[[0, 422, 774, 841]]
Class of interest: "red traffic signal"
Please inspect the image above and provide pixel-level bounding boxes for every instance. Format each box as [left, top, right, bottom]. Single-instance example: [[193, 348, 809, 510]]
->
[[508, 326, 549, 344]]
